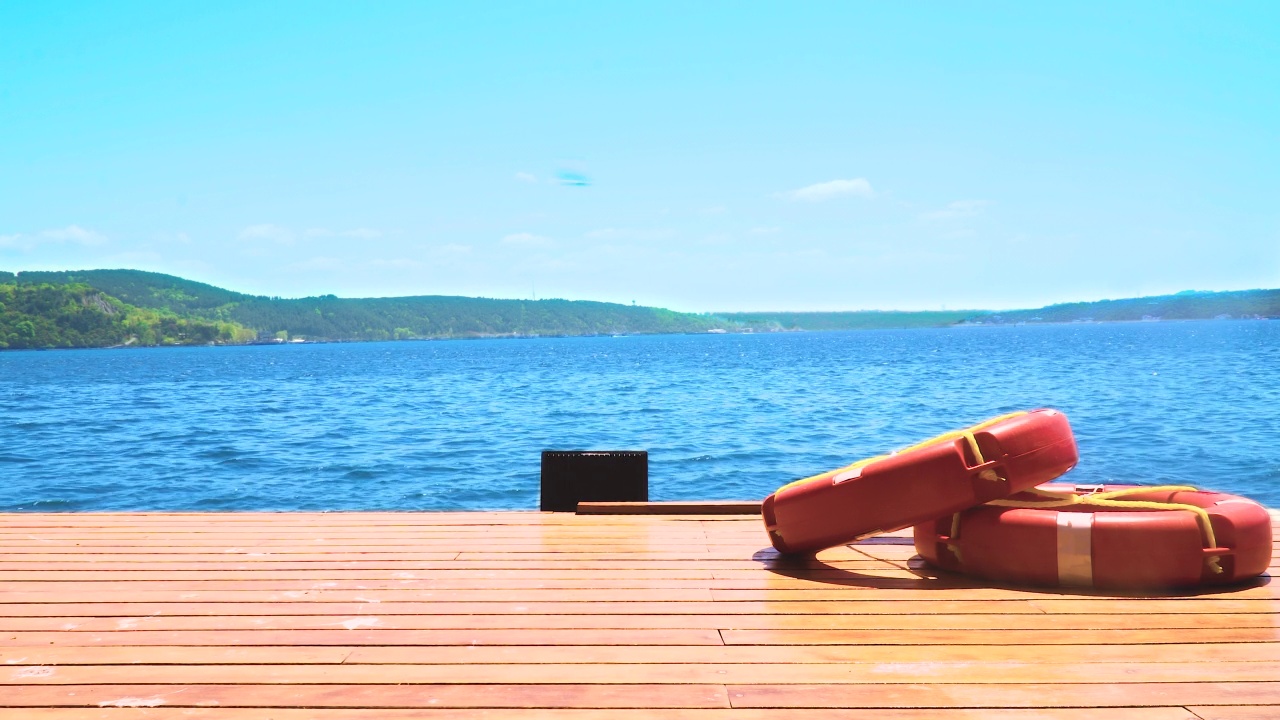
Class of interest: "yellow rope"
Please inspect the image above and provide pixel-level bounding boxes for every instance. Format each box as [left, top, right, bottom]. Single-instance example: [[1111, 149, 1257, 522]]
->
[[986, 485, 1224, 574], [944, 429, 1000, 561], [776, 411, 1027, 495]]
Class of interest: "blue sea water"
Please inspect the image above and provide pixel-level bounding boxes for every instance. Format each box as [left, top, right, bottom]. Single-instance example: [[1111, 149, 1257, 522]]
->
[[1, 320, 1277, 511]]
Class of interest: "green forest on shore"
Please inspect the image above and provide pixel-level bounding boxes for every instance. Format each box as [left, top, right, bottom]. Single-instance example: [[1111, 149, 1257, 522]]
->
[[1, 268, 1277, 350]]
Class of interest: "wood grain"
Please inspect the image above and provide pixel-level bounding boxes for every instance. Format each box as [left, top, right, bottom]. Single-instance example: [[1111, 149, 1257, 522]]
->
[[0, 510, 1274, 716]]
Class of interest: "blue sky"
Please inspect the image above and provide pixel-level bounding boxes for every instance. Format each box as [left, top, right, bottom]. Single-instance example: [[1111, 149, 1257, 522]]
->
[[1, 2, 1276, 311]]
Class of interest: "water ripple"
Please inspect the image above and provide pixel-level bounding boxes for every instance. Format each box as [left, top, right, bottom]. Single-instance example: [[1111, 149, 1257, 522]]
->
[[1, 320, 1278, 510]]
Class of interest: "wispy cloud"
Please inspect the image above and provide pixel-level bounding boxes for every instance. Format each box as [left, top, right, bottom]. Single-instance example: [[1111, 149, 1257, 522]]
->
[[781, 178, 874, 202], [431, 243, 472, 257], [42, 225, 108, 245], [501, 232, 553, 247], [369, 257, 425, 269], [243, 225, 383, 244], [240, 224, 296, 244], [514, 172, 538, 184], [0, 225, 108, 251], [286, 256, 343, 271], [923, 200, 989, 221], [585, 227, 674, 241]]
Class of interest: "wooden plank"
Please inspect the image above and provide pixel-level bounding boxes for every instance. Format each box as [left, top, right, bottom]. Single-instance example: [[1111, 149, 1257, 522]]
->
[[0, 512, 737, 525], [0, 599, 1052, 617], [8, 642, 1280, 667], [0, 628, 726, 647], [0, 569, 963, 583], [0, 707, 1206, 719], [0, 684, 732, 709], [1187, 708, 1280, 720], [0, 540, 765, 550], [6, 661, 1280, 685], [709, 585, 1280, 600], [0, 561, 901, 572], [0, 588, 722, 603], [577, 502, 761, 515], [725, 682, 1280, 708], [6, 627, 1279, 648], [721, 627, 1280, 645], [0, 681, 1272, 710], [2, 611, 1276, 632], [9, 597, 1270, 618], [3, 579, 1277, 599], [342, 641, 1280, 665], [1, 576, 1275, 599], [0, 509, 1273, 717], [0, 570, 733, 580]]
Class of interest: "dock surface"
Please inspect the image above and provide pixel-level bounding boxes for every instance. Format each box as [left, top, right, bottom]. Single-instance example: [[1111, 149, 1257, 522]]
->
[[1, 510, 1277, 719]]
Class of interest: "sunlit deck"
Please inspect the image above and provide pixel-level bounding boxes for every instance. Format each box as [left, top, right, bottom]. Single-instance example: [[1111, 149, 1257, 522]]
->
[[1, 509, 1277, 719]]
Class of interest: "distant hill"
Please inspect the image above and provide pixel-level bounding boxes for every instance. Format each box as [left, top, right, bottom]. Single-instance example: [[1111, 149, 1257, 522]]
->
[[720, 310, 975, 331], [0, 279, 254, 349], [5, 269, 248, 315], [2, 268, 1277, 350], [724, 289, 1280, 331], [1, 269, 724, 348], [958, 289, 1280, 325]]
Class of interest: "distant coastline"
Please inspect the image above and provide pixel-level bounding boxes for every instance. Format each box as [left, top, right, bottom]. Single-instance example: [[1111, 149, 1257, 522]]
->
[[1, 268, 1277, 350]]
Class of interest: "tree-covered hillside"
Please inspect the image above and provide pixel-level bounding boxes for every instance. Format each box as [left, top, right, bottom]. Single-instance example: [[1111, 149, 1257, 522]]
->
[[1, 269, 724, 347], [3, 268, 1277, 350], [721, 310, 976, 331], [225, 295, 713, 341], [960, 289, 1280, 325], [6, 269, 250, 315], [0, 281, 254, 350], [725, 289, 1280, 331]]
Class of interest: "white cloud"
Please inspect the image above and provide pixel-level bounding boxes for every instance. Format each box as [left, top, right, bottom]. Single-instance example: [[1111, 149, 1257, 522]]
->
[[369, 258, 425, 269], [240, 224, 296, 244], [287, 256, 342, 271], [924, 200, 989, 221], [41, 225, 108, 245], [584, 227, 674, 241], [781, 178, 874, 202], [243, 225, 382, 243], [501, 232, 553, 247], [0, 226, 108, 251], [514, 172, 538, 183], [432, 243, 472, 256]]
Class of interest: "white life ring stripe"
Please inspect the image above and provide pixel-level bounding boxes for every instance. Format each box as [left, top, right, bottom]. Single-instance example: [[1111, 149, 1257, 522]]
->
[[1056, 512, 1094, 587]]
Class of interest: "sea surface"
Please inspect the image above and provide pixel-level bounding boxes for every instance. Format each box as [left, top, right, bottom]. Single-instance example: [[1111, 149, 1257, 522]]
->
[[1, 320, 1277, 511]]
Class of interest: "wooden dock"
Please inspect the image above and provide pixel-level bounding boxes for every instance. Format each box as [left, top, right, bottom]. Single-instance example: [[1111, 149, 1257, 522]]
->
[[0, 509, 1277, 719]]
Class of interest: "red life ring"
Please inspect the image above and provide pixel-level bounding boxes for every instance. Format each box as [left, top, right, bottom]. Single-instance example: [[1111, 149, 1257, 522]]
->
[[913, 484, 1274, 589], [762, 409, 1078, 554]]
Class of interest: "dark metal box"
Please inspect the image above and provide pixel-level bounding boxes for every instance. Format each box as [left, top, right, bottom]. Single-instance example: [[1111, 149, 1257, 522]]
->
[[539, 450, 648, 512]]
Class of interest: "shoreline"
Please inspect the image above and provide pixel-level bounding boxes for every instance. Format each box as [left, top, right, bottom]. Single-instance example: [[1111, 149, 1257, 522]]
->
[[1, 315, 1272, 353]]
